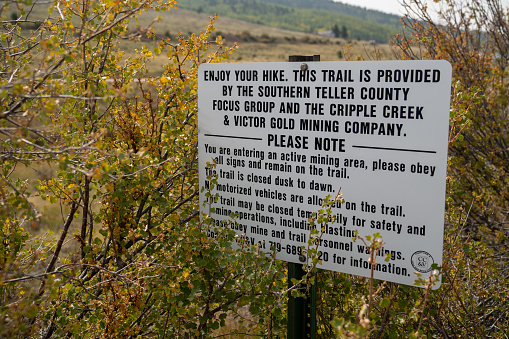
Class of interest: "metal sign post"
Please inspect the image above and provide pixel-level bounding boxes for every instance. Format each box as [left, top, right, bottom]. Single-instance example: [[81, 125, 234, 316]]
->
[[287, 55, 319, 339]]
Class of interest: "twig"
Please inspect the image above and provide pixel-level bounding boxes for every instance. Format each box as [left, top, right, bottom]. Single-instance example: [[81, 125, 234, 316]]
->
[[38, 201, 79, 294]]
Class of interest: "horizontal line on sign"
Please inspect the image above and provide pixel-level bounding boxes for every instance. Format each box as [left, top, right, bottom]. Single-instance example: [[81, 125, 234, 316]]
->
[[204, 134, 263, 141], [352, 145, 437, 154]]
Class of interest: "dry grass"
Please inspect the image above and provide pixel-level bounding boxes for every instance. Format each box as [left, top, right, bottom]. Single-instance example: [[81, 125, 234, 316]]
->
[[20, 4, 397, 75], [129, 7, 397, 75]]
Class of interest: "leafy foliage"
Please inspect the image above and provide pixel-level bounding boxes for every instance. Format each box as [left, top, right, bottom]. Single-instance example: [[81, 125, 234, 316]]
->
[[0, 0, 286, 337], [394, 0, 509, 252]]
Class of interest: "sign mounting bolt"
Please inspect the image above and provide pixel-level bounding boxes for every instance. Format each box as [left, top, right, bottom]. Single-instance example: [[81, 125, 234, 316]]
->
[[300, 63, 308, 71], [299, 255, 306, 262]]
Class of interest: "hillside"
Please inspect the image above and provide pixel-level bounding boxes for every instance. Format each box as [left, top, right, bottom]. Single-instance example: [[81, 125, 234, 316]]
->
[[16, 2, 397, 76], [259, 0, 403, 27], [176, 0, 404, 43], [132, 8, 397, 74]]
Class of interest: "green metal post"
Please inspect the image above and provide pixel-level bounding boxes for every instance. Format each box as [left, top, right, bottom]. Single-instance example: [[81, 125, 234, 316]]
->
[[287, 55, 319, 339], [288, 262, 307, 337]]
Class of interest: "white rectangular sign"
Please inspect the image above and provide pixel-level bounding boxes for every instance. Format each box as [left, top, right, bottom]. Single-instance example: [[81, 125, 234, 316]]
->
[[198, 60, 451, 287]]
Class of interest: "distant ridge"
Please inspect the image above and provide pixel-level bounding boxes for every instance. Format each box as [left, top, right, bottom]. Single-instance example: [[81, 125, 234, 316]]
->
[[258, 0, 402, 27], [176, 0, 404, 43]]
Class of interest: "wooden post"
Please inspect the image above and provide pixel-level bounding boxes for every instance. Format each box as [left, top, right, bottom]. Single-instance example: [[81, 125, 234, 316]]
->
[[287, 55, 319, 339]]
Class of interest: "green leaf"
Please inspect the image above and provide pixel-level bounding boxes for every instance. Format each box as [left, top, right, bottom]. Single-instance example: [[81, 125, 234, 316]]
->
[[380, 297, 390, 308]]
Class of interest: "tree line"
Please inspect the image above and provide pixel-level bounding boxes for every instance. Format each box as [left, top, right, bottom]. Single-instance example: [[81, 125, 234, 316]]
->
[[177, 0, 399, 42]]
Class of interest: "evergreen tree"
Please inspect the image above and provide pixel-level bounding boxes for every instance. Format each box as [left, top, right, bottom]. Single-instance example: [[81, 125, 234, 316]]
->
[[341, 24, 348, 38], [332, 23, 340, 37]]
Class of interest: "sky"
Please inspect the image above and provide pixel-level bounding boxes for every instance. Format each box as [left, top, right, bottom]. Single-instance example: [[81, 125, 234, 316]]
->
[[333, 0, 411, 17], [333, 0, 509, 18]]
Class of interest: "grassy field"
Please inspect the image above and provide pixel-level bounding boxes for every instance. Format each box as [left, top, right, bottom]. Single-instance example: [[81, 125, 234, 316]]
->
[[131, 7, 397, 75], [19, 4, 397, 76]]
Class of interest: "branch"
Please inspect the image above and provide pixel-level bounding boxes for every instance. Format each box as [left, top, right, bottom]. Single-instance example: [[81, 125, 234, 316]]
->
[[19, 94, 111, 100], [38, 201, 79, 294], [0, 173, 39, 218], [18, 138, 97, 155], [81, 1, 150, 45], [1, 56, 66, 119]]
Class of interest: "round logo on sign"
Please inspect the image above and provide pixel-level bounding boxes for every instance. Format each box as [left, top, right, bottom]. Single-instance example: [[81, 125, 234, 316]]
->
[[411, 251, 434, 273]]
